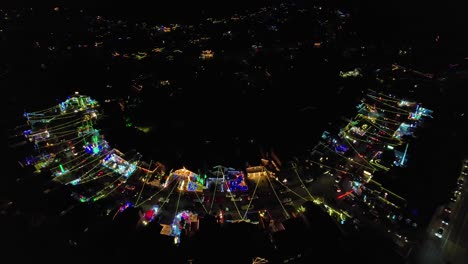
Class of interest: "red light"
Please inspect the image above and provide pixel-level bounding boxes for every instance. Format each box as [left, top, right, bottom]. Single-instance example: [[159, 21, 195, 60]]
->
[[337, 190, 353, 200], [145, 209, 154, 220]]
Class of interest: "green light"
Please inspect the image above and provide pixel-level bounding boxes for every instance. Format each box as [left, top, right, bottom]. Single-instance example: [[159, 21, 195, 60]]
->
[[125, 117, 133, 127], [93, 146, 100, 154], [59, 164, 65, 172]]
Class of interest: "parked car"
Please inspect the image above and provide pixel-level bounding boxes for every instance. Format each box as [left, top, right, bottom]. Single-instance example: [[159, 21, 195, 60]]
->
[[435, 227, 444, 238], [441, 215, 450, 226], [335, 175, 342, 183], [444, 207, 452, 214], [450, 195, 457, 203]]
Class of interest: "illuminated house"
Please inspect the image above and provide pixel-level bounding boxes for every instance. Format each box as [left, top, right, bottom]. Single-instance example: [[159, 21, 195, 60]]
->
[[247, 166, 268, 178], [172, 167, 204, 192], [26, 130, 50, 142], [393, 123, 414, 139], [102, 152, 137, 178], [350, 124, 368, 136], [134, 51, 147, 60], [339, 68, 361, 78], [225, 169, 248, 192], [204, 166, 247, 192], [58, 93, 98, 113], [409, 105, 433, 120], [141, 205, 159, 224], [168, 211, 198, 244], [199, 50, 214, 60]]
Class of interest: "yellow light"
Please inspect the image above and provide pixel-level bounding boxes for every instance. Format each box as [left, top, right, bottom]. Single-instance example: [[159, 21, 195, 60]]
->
[[179, 180, 185, 190]]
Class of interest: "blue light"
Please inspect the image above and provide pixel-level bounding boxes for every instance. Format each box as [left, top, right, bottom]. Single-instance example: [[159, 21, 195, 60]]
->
[[335, 144, 348, 153], [104, 154, 112, 161], [85, 145, 94, 154]]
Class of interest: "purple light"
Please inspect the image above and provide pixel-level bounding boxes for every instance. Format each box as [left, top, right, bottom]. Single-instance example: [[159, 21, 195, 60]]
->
[[335, 144, 349, 153]]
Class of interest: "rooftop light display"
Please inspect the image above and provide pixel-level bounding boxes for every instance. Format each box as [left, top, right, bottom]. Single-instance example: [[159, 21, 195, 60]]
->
[[102, 153, 137, 178]]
